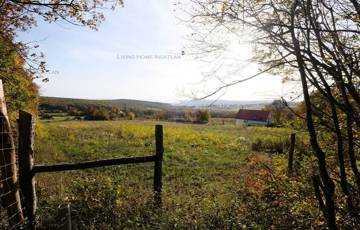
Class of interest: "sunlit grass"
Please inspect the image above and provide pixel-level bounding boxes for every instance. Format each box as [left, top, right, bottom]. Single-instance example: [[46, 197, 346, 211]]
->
[[34, 120, 298, 229]]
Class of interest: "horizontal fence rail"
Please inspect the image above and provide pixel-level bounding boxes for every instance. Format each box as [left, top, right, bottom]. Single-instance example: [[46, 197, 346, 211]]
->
[[32, 155, 157, 173], [17, 110, 164, 230]]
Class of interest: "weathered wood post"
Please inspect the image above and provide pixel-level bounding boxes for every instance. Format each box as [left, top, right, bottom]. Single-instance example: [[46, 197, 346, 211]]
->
[[153, 125, 164, 208], [0, 80, 24, 228], [18, 110, 36, 230], [66, 203, 72, 230], [287, 133, 296, 176]]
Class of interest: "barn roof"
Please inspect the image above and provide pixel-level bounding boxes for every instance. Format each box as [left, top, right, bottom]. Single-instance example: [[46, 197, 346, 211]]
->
[[235, 109, 270, 122]]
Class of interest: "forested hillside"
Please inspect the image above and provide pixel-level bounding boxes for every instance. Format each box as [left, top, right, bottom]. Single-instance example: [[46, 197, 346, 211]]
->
[[40, 96, 174, 113]]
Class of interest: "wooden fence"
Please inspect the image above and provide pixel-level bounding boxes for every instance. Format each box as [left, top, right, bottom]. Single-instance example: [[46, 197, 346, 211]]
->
[[17, 110, 164, 229], [0, 81, 301, 230], [0, 78, 164, 230]]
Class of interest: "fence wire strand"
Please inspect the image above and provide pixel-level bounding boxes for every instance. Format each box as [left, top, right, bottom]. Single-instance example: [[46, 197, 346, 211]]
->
[[0, 113, 27, 229]]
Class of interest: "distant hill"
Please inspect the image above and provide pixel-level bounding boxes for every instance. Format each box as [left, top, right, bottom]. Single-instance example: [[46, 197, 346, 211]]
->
[[40, 96, 174, 113], [39, 97, 298, 118], [177, 99, 298, 111], [176, 99, 273, 111]]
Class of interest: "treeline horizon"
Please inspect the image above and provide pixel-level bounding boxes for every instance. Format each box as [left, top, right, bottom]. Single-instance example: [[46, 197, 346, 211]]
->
[[39, 96, 238, 122]]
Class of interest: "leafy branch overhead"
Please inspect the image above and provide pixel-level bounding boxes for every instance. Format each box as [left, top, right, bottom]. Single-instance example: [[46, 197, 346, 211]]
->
[[0, 0, 124, 79]]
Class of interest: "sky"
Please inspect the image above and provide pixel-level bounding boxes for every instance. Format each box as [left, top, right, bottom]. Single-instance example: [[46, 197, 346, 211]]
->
[[18, 0, 300, 103]]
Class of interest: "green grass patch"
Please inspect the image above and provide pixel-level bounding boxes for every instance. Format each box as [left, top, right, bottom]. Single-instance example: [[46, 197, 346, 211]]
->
[[34, 120, 314, 229]]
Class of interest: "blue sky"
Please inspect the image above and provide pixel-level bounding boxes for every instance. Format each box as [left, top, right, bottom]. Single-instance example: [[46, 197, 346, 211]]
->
[[18, 0, 298, 103]]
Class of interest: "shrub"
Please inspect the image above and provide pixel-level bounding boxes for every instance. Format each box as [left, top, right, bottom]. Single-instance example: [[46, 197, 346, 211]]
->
[[251, 138, 263, 151], [40, 113, 53, 120], [126, 111, 135, 120], [68, 108, 83, 116], [235, 153, 321, 229], [155, 111, 167, 120], [251, 137, 287, 153], [84, 109, 110, 120], [183, 110, 195, 122], [196, 109, 211, 123]]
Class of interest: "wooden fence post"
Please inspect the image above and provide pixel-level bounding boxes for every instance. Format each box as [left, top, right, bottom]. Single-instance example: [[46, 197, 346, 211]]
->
[[0, 80, 24, 228], [18, 110, 36, 229], [153, 125, 164, 208], [66, 203, 72, 230], [288, 133, 296, 176]]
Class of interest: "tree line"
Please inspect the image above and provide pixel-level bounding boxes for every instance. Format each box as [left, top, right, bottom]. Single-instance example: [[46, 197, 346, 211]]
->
[[40, 102, 212, 123]]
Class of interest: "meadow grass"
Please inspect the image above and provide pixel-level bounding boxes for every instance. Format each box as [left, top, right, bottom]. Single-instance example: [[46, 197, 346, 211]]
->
[[34, 120, 302, 229]]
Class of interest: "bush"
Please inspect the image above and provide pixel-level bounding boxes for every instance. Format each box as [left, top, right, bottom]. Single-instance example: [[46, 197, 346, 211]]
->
[[84, 109, 110, 120], [196, 109, 211, 123], [183, 110, 195, 122], [234, 153, 321, 229], [68, 108, 83, 116], [40, 113, 53, 120], [155, 111, 167, 120], [126, 111, 135, 120], [251, 137, 287, 153]]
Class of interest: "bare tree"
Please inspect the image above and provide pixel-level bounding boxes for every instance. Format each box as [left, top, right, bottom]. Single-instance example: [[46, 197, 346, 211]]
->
[[185, 0, 360, 228]]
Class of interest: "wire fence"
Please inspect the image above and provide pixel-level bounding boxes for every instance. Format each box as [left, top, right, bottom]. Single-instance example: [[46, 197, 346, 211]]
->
[[0, 114, 26, 229], [0, 79, 26, 229], [0, 77, 163, 229], [34, 162, 155, 229]]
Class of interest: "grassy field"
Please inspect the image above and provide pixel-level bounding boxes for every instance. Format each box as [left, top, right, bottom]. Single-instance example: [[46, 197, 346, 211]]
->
[[34, 120, 316, 229]]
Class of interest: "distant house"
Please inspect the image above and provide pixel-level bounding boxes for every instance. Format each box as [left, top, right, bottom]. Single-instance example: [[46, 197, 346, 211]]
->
[[235, 109, 271, 126]]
